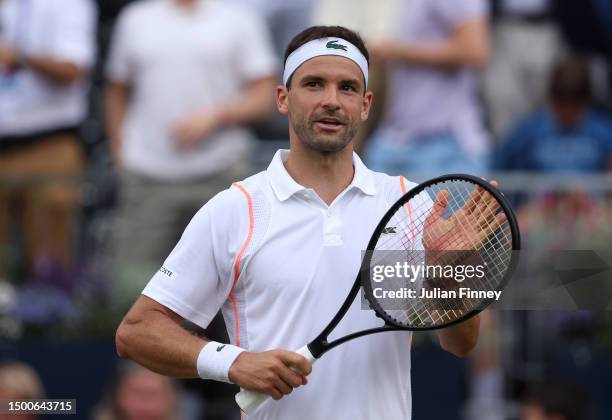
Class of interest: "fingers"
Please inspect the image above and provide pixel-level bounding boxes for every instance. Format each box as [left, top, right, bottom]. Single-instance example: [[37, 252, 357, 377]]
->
[[267, 350, 312, 399], [475, 194, 499, 228], [228, 349, 312, 401], [464, 179, 498, 215], [171, 123, 194, 148], [463, 185, 483, 215], [280, 350, 313, 376], [434, 190, 450, 217]]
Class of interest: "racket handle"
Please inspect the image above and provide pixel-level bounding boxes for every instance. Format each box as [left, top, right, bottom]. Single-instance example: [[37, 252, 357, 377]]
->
[[235, 344, 316, 414]]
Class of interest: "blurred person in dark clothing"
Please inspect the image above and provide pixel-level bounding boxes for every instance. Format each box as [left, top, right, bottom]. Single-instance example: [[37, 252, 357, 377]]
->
[[365, 0, 491, 177], [522, 382, 593, 420], [495, 56, 612, 173], [0, 0, 97, 281], [94, 361, 181, 420], [104, 0, 277, 307]]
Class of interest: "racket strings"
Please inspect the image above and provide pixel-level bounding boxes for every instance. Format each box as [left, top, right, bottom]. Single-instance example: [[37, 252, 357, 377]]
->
[[367, 180, 514, 328]]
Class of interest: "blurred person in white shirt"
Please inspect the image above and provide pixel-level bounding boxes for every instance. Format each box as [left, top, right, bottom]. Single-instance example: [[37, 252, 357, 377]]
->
[[0, 0, 97, 281], [365, 0, 491, 177], [483, 0, 563, 139], [104, 0, 277, 307]]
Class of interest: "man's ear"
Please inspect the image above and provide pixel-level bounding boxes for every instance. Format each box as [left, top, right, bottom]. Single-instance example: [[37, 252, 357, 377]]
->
[[361, 90, 374, 121], [276, 85, 289, 115]]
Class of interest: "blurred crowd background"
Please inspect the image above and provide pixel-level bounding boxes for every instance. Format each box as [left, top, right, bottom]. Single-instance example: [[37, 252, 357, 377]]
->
[[1, 0, 612, 419]]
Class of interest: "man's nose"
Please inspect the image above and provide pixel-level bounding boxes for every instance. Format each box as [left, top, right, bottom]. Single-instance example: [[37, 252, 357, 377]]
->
[[321, 86, 341, 110]]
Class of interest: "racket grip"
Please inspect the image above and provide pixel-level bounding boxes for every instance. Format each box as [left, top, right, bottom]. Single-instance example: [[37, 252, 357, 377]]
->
[[235, 344, 316, 414]]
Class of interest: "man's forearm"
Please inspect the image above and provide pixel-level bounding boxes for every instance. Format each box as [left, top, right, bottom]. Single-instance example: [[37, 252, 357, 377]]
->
[[116, 302, 207, 378], [104, 82, 130, 166], [390, 20, 489, 69], [22, 54, 85, 84], [216, 77, 276, 127], [436, 314, 480, 357]]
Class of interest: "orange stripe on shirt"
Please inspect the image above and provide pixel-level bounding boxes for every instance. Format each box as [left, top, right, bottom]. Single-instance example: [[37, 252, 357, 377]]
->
[[230, 183, 255, 347], [399, 177, 415, 241]]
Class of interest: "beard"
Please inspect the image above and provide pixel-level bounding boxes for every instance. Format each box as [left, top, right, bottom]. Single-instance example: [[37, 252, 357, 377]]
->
[[289, 108, 359, 153]]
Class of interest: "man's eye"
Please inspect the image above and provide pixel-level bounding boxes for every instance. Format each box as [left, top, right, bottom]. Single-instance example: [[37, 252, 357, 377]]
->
[[342, 85, 356, 91], [306, 81, 320, 87]]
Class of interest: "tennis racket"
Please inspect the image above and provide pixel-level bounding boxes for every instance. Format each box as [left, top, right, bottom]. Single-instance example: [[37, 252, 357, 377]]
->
[[235, 174, 521, 413]]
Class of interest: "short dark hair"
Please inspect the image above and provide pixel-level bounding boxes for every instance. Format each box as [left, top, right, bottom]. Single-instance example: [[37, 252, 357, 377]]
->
[[283, 26, 369, 88], [549, 56, 592, 105]]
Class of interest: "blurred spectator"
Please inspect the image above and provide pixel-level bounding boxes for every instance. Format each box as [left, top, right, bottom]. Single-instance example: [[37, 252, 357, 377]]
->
[[104, 0, 277, 306], [94, 361, 181, 420], [522, 382, 593, 420], [0, 0, 97, 281], [231, 0, 312, 59], [227, 0, 313, 141], [495, 56, 612, 173], [0, 360, 44, 399], [311, 0, 402, 153], [0, 361, 45, 420], [364, 0, 491, 177], [483, 0, 564, 139], [553, 0, 612, 107]]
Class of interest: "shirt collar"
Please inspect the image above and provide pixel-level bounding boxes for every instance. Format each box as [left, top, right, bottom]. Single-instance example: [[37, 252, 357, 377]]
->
[[267, 149, 377, 202]]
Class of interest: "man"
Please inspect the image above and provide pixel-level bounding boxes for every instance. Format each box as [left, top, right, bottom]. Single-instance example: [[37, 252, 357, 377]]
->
[[104, 0, 277, 306], [495, 56, 612, 173], [0, 0, 96, 279], [365, 0, 491, 176], [483, 0, 563, 139], [116, 26, 479, 419], [0, 361, 45, 420]]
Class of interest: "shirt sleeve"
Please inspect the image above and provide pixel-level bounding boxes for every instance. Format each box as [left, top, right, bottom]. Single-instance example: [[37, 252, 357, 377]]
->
[[434, 0, 488, 29], [142, 188, 249, 329], [49, 0, 97, 67], [105, 7, 135, 83], [233, 7, 278, 82]]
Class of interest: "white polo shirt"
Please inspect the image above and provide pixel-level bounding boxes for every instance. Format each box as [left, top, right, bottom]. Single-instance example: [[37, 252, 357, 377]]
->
[[143, 150, 418, 420]]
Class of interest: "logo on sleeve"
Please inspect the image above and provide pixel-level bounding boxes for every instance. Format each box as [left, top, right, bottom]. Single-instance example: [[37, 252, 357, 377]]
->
[[326, 40, 348, 51], [159, 266, 174, 278], [216, 344, 226, 352]]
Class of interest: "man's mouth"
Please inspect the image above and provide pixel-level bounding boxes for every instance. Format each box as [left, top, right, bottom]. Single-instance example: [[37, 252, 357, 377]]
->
[[314, 117, 344, 130]]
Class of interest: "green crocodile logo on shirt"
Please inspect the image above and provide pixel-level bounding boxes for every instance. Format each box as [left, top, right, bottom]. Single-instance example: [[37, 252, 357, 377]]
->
[[326, 40, 348, 51]]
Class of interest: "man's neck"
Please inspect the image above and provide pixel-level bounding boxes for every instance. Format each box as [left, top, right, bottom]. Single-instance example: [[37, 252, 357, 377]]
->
[[174, 0, 198, 10], [284, 139, 355, 206]]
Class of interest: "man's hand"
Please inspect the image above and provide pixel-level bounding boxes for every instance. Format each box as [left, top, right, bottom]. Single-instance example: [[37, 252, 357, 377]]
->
[[0, 42, 18, 69], [423, 180, 505, 251], [228, 349, 312, 400], [171, 108, 223, 150]]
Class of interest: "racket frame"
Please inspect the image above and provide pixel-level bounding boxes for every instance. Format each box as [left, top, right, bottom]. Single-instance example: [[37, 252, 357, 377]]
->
[[308, 173, 521, 359]]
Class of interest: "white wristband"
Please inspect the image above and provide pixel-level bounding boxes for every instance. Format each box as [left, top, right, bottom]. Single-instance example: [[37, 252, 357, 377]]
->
[[196, 341, 245, 383]]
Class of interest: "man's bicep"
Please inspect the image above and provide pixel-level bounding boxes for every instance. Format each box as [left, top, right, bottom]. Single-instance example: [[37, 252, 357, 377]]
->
[[125, 294, 185, 325]]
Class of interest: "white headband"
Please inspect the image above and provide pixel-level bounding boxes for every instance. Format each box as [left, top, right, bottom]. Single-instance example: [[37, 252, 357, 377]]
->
[[283, 37, 369, 87]]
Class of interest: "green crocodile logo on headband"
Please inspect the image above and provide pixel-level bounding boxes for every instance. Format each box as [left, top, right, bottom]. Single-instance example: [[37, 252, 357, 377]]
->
[[326, 40, 348, 51]]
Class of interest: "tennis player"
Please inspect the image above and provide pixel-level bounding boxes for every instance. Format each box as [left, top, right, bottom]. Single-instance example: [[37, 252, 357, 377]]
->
[[116, 26, 480, 419]]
